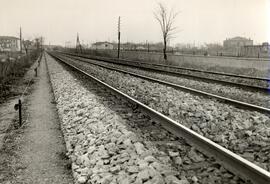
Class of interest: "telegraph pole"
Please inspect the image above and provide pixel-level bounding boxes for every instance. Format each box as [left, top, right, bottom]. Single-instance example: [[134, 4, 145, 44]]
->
[[36, 38, 39, 50], [146, 40, 150, 52], [76, 33, 83, 53], [117, 16, 121, 58], [76, 33, 79, 53], [41, 37, 43, 51], [20, 27, 22, 53]]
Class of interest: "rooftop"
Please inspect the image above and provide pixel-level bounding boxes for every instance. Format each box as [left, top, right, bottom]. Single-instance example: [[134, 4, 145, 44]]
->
[[225, 36, 252, 41], [92, 41, 113, 46], [0, 36, 19, 40]]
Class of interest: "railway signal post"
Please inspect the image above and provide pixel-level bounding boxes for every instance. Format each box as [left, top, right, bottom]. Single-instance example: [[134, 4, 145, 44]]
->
[[117, 16, 121, 59]]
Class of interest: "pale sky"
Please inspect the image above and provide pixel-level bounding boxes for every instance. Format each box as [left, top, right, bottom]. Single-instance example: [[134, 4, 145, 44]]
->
[[1, 0, 269, 46]]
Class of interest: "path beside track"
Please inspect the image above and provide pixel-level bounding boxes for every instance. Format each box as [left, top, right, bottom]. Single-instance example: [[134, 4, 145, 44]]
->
[[0, 54, 73, 184]]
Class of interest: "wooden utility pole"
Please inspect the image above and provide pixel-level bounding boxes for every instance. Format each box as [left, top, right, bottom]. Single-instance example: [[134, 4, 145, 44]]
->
[[76, 33, 83, 53], [117, 16, 121, 58], [41, 37, 43, 51], [20, 27, 22, 53], [146, 40, 150, 52], [36, 38, 39, 50]]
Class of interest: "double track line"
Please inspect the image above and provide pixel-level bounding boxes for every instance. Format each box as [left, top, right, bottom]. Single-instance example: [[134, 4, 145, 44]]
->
[[49, 52, 270, 184]]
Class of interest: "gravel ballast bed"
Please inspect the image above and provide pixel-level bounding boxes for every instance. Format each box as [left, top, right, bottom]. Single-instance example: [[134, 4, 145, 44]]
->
[[67, 52, 270, 78], [146, 64, 269, 89], [68, 54, 269, 88], [67, 55, 270, 108], [61, 56, 270, 172], [46, 54, 247, 184]]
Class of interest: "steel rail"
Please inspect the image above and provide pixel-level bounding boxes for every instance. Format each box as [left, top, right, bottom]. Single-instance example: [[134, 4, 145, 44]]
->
[[68, 53, 269, 92], [63, 52, 270, 90], [58, 53, 270, 114], [49, 52, 270, 184], [65, 52, 270, 81]]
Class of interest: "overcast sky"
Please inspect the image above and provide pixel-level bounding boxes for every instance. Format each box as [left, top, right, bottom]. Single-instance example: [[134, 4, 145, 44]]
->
[[1, 0, 269, 46]]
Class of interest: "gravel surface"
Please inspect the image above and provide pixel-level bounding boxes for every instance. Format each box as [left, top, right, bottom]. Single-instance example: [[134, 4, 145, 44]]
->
[[145, 64, 269, 89], [71, 52, 270, 78], [59, 55, 270, 172], [46, 54, 247, 184], [66, 55, 270, 108], [67, 54, 270, 88], [14, 55, 73, 183]]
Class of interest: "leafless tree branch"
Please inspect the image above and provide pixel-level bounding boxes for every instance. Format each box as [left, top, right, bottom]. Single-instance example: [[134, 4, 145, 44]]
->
[[154, 2, 179, 60]]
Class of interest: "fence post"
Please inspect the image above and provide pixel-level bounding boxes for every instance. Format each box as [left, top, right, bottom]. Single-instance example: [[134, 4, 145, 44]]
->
[[18, 99, 22, 126], [35, 67, 37, 77], [14, 99, 22, 126]]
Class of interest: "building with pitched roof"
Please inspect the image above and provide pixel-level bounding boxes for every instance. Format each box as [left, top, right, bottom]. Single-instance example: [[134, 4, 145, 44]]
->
[[91, 42, 113, 50]]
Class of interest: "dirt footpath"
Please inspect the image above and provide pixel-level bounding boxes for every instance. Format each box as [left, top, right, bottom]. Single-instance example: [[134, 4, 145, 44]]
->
[[0, 59, 38, 150], [0, 98, 18, 150], [0, 54, 73, 184]]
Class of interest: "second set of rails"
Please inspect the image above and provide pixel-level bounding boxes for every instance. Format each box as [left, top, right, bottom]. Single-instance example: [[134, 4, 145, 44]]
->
[[60, 52, 270, 114], [64, 52, 270, 92], [49, 52, 270, 184]]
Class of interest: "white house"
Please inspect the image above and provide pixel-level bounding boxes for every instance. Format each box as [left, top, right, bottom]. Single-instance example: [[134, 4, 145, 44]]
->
[[0, 36, 21, 52], [91, 42, 113, 50]]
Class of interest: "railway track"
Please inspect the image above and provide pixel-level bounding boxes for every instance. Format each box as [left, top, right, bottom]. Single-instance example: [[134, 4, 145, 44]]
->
[[58, 52, 270, 114], [63, 52, 270, 93], [48, 52, 270, 184]]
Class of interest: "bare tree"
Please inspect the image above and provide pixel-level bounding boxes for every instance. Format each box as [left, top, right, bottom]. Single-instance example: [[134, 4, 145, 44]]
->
[[154, 3, 179, 60], [22, 40, 31, 55]]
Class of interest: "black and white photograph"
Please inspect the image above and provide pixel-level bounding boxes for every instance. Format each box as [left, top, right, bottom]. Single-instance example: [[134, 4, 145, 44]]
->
[[0, 0, 270, 183]]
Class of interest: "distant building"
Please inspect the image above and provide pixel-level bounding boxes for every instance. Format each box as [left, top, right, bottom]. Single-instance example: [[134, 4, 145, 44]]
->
[[223, 37, 253, 56], [223, 37, 253, 48], [91, 42, 113, 50], [0, 36, 21, 52], [136, 46, 147, 50], [240, 42, 270, 58]]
